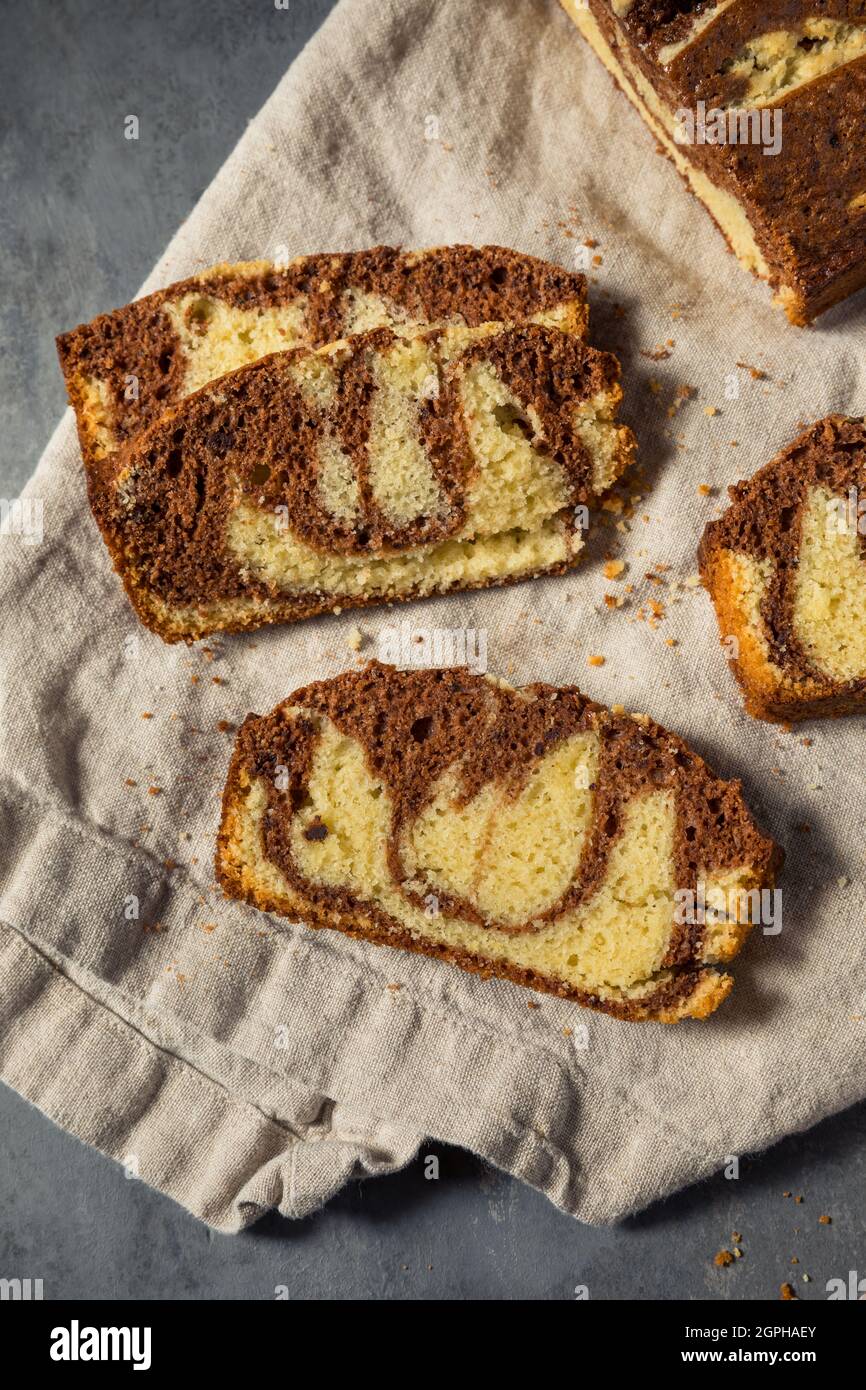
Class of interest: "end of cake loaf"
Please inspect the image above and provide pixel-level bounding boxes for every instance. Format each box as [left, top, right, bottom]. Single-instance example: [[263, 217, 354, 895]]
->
[[562, 2, 866, 324]]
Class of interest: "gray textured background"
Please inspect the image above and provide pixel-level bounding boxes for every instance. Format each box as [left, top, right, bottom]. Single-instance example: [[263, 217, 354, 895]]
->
[[1, 0, 863, 1300]]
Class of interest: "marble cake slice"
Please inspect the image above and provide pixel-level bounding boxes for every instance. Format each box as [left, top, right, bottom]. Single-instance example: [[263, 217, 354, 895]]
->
[[56, 244, 588, 494], [216, 663, 782, 1022], [562, 2, 866, 324], [700, 415, 866, 723], [92, 320, 635, 642]]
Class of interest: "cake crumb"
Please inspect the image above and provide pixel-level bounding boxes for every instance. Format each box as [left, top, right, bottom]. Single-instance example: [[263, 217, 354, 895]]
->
[[603, 559, 625, 580], [640, 345, 671, 362], [588, 654, 605, 667], [148, 786, 162, 796], [819, 1214, 832, 1225], [704, 406, 719, 417], [736, 361, 767, 381], [141, 712, 153, 720], [346, 625, 364, 652], [714, 1250, 734, 1267], [780, 1283, 798, 1301], [697, 484, 713, 496]]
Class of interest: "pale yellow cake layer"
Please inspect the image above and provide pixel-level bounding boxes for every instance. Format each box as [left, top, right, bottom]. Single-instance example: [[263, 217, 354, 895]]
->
[[793, 484, 866, 682], [726, 20, 866, 109]]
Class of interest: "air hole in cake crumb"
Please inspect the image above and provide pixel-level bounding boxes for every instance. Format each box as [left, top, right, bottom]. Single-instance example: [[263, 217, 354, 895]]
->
[[303, 820, 328, 842], [779, 505, 795, 531], [210, 429, 234, 456], [165, 450, 183, 479], [158, 350, 173, 374], [186, 297, 213, 324], [603, 812, 618, 837], [489, 266, 508, 287], [493, 403, 534, 441], [250, 463, 271, 485], [685, 825, 696, 841], [410, 716, 434, 743]]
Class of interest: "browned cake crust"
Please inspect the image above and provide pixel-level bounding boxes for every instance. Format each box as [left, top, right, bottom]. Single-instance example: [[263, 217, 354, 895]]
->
[[564, 1, 866, 323], [216, 663, 782, 1022], [89, 321, 635, 642], [700, 415, 866, 721], [56, 244, 589, 484]]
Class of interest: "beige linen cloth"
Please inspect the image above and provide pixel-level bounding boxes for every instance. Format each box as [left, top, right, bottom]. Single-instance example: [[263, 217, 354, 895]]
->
[[2, 0, 865, 1233]]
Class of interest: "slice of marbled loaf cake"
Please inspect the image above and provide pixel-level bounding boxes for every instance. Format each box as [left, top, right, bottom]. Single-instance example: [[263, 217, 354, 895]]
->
[[701, 415, 866, 722], [91, 320, 635, 641], [217, 663, 782, 1022]]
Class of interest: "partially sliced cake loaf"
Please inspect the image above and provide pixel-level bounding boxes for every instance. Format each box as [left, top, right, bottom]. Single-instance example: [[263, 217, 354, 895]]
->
[[563, 2, 866, 323], [93, 321, 635, 641], [57, 245, 588, 490], [216, 663, 782, 1022], [700, 415, 866, 722]]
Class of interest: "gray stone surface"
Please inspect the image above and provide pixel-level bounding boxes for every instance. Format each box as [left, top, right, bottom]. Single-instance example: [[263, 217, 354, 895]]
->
[[0, 0, 863, 1300]]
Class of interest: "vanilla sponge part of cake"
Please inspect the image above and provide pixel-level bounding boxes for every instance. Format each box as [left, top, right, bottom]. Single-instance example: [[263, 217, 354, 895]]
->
[[216, 663, 782, 1023], [700, 415, 866, 723], [91, 321, 636, 642], [56, 245, 589, 484]]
